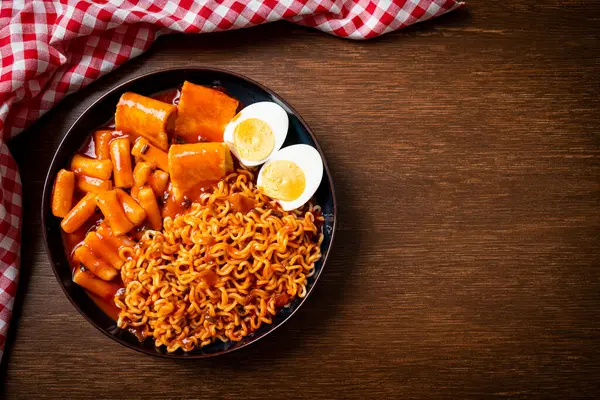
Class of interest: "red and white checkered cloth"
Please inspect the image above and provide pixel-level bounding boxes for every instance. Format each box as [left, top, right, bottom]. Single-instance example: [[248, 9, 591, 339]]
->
[[0, 0, 463, 360]]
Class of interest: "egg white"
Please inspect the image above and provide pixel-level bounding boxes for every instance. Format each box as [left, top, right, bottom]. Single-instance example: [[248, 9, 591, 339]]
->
[[257, 144, 323, 211], [223, 102, 289, 167]]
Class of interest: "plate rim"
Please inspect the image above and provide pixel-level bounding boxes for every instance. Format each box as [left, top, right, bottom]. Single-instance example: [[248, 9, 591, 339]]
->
[[40, 66, 338, 359]]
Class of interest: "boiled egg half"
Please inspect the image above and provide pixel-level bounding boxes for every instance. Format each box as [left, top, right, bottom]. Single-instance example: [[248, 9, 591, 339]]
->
[[223, 102, 288, 167], [257, 144, 323, 211]]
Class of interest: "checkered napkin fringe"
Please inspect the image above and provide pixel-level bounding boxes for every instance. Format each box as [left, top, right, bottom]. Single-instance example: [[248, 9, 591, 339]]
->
[[0, 0, 463, 360]]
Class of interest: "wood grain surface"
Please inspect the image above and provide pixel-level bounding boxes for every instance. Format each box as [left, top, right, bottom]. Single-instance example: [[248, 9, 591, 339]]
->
[[2, 1, 600, 398]]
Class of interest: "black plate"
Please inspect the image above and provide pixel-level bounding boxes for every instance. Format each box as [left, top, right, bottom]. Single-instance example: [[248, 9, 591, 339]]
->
[[41, 67, 337, 358]]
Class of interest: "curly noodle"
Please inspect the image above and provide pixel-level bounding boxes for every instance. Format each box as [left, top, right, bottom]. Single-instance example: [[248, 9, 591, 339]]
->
[[114, 169, 324, 352]]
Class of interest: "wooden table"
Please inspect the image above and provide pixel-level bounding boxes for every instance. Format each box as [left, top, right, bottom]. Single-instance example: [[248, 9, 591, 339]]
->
[[3, 1, 599, 398]]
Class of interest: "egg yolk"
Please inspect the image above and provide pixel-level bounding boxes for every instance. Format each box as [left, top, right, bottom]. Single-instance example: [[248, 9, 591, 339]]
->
[[260, 160, 306, 201], [233, 118, 275, 161]]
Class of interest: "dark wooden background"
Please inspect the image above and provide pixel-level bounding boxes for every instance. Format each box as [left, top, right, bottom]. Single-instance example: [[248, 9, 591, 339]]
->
[[2, 1, 599, 398]]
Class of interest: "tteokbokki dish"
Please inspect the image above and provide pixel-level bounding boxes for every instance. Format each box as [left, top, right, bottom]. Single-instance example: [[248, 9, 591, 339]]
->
[[51, 81, 325, 352]]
